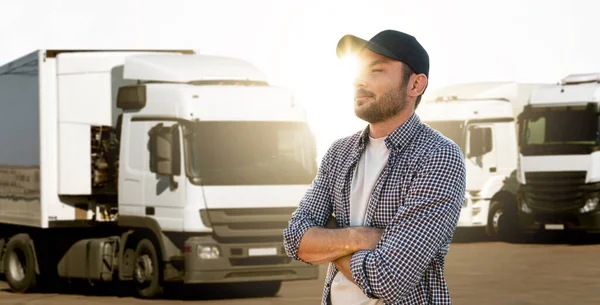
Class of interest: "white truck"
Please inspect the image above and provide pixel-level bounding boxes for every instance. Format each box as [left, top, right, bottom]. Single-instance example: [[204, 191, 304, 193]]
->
[[0, 49, 319, 298], [417, 82, 544, 239], [516, 73, 600, 234]]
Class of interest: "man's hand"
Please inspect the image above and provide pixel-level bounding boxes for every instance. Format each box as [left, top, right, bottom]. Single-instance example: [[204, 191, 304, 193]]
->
[[334, 255, 356, 284], [297, 224, 384, 265], [333, 228, 384, 284]]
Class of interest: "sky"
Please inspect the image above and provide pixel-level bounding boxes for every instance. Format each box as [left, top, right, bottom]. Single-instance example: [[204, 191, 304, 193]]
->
[[1, 0, 599, 157]]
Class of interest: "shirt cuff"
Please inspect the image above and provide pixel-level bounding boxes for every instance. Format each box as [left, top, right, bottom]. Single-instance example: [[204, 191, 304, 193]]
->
[[350, 249, 377, 299], [282, 218, 318, 264]]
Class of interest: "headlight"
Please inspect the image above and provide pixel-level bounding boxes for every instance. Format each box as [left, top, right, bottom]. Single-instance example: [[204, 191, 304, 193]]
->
[[579, 197, 599, 214], [519, 199, 532, 214], [197, 245, 220, 259], [469, 198, 482, 216]]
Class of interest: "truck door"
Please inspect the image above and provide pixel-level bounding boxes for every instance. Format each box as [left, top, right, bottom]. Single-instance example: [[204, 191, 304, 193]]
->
[[143, 121, 187, 231], [119, 118, 186, 231], [465, 123, 498, 193]]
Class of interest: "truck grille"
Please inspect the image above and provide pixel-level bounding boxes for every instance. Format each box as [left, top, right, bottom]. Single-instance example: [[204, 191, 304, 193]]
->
[[523, 171, 587, 211], [205, 207, 296, 243]]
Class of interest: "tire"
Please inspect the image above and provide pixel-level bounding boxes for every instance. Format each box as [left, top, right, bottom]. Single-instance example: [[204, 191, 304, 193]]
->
[[486, 201, 504, 239], [133, 238, 163, 299], [2, 234, 37, 293], [487, 200, 523, 242]]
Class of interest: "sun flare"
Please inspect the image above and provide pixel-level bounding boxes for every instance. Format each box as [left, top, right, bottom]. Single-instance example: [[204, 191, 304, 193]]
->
[[284, 48, 367, 161], [337, 52, 359, 86]]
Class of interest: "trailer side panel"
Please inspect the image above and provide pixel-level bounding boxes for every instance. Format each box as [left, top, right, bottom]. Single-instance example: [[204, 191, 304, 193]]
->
[[0, 51, 41, 227]]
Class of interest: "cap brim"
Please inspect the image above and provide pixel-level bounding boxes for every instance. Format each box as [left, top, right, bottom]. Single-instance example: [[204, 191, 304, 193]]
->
[[335, 34, 399, 61]]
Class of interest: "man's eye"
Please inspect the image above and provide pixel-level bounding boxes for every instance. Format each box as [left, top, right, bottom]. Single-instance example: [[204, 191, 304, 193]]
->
[[372, 69, 383, 73]]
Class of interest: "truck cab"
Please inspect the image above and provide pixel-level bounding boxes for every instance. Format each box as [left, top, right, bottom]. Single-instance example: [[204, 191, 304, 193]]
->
[[417, 95, 516, 238], [114, 53, 319, 289], [417, 82, 544, 239], [516, 73, 600, 234]]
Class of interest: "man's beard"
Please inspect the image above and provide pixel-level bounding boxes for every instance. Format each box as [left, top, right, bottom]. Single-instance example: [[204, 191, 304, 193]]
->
[[354, 83, 408, 124]]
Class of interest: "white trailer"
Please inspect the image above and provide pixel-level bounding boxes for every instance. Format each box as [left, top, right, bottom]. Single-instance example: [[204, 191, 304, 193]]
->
[[516, 73, 600, 234], [0, 50, 319, 298], [417, 82, 545, 238]]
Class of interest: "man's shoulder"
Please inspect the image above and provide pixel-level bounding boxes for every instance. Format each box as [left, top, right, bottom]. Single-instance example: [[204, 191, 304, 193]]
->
[[323, 129, 363, 157], [317, 130, 363, 173]]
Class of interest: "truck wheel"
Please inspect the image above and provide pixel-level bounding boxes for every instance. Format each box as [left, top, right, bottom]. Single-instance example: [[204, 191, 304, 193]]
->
[[3, 234, 37, 293], [486, 201, 504, 239], [133, 238, 163, 299]]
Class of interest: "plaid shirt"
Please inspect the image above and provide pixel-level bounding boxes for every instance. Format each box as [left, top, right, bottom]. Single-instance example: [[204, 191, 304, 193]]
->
[[283, 113, 466, 305]]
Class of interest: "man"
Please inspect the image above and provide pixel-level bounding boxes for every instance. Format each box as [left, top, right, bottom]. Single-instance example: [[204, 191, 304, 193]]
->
[[283, 29, 466, 305]]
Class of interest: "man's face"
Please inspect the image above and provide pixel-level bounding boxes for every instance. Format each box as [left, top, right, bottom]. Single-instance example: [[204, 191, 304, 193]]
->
[[352, 48, 410, 124]]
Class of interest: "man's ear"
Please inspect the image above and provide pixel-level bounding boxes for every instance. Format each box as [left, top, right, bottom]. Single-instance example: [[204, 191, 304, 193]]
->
[[409, 74, 428, 98]]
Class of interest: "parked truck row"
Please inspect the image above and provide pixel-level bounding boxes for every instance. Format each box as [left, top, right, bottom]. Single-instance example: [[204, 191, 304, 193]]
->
[[417, 75, 600, 240], [0, 49, 319, 298]]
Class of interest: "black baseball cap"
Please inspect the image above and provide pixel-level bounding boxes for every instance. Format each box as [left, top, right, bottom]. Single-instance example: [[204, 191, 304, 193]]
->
[[336, 29, 429, 78]]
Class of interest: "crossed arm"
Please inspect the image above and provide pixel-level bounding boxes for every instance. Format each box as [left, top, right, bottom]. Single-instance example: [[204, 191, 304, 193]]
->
[[297, 225, 383, 283]]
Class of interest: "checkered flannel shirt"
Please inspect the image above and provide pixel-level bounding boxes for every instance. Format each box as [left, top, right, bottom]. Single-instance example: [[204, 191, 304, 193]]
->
[[283, 113, 466, 305]]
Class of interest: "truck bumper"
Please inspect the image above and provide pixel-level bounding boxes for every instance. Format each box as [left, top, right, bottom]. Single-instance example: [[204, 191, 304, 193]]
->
[[183, 235, 318, 284], [518, 210, 600, 233], [456, 198, 489, 228]]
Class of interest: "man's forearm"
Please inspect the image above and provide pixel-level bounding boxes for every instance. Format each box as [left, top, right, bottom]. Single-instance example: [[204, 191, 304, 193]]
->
[[297, 227, 359, 264], [297, 226, 382, 264]]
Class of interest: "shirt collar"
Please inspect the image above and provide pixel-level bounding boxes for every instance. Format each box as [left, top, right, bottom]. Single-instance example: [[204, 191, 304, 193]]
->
[[357, 113, 421, 151]]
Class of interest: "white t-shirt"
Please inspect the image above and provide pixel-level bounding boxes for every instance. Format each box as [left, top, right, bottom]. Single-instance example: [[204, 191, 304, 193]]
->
[[330, 135, 390, 305]]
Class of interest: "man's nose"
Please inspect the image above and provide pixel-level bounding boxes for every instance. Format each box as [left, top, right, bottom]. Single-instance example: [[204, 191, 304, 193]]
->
[[353, 75, 366, 88]]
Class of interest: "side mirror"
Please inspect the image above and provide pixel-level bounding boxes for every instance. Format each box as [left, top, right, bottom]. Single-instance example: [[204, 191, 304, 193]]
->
[[149, 123, 181, 177], [117, 85, 146, 110], [468, 126, 492, 158]]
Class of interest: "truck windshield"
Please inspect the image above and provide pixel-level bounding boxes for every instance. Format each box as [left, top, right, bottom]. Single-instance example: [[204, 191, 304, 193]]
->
[[184, 121, 318, 186], [519, 106, 599, 155], [423, 120, 466, 152]]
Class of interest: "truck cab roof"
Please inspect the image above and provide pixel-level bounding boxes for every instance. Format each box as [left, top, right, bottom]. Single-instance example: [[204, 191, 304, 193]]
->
[[124, 53, 267, 84], [421, 82, 546, 120], [417, 97, 514, 122], [529, 73, 600, 107]]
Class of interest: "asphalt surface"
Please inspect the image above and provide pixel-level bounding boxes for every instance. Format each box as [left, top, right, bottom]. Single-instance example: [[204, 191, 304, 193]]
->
[[0, 229, 599, 305]]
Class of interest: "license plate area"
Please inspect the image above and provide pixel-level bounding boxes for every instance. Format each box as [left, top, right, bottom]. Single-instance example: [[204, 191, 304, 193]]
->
[[544, 224, 565, 230], [248, 247, 278, 256]]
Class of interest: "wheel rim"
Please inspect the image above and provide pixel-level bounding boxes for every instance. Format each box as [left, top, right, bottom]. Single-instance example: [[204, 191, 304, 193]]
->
[[492, 209, 503, 234], [8, 249, 26, 282], [134, 254, 153, 285]]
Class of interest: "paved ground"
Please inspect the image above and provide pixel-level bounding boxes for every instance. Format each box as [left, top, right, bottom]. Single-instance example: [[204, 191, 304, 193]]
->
[[0, 229, 599, 304]]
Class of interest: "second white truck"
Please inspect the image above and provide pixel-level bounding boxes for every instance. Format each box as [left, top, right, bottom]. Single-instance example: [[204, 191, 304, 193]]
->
[[516, 73, 600, 234], [417, 82, 545, 239]]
